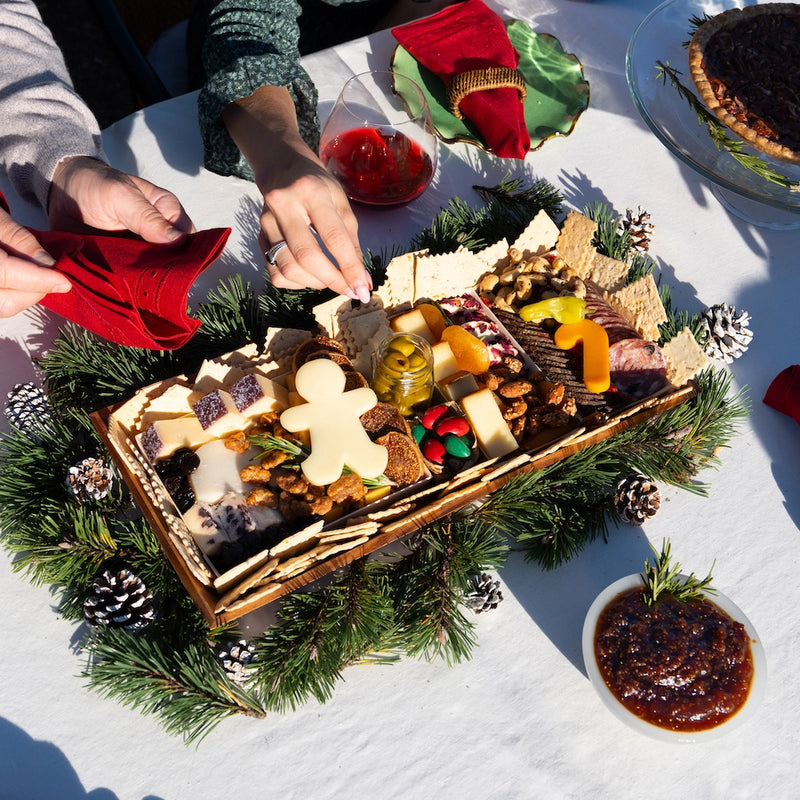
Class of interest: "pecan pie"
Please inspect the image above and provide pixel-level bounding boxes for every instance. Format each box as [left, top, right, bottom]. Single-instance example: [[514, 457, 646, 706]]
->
[[688, 3, 800, 165]]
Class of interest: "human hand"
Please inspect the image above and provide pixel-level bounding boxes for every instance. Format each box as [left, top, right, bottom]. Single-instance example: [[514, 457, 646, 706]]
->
[[0, 207, 71, 318], [257, 153, 372, 302], [222, 85, 372, 301], [48, 156, 195, 244]]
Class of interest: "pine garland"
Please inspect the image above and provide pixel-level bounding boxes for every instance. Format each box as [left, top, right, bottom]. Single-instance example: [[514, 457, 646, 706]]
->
[[0, 180, 748, 741]]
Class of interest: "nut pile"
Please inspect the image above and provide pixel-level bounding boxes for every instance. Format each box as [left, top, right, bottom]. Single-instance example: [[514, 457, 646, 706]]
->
[[479, 355, 579, 442], [476, 250, 586, 317]]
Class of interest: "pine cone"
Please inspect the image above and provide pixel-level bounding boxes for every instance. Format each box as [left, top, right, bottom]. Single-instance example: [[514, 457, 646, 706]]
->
[[4, 382, 54, 440], [84, 568, 155, 632], [614, 474, 661, 526], [700, 303, 752, 363], [465, 572, 503, 613], [214, 639, 256, 684], [67, 457, 115, 501], [617, 206, 654, 254]]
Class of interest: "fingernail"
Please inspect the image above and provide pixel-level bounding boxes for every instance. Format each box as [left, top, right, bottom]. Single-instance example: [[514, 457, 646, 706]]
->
[[51, 281, 72, 294], [32, 250, 56, 267], [343, 288, 359, 301], [354, 283, 371, 304]]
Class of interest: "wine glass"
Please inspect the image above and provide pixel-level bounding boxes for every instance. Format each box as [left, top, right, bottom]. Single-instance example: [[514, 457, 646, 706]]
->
[[319, 70, 438, 206]]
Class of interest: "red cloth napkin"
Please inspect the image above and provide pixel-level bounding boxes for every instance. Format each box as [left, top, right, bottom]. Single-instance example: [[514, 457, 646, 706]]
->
[[764, 365, 800, 425], [392, 0, 530, 159], [1, 188, 230, 350]]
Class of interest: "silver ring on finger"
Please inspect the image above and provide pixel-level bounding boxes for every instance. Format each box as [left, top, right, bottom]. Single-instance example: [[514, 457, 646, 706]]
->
[[265, 240, 289, 266]]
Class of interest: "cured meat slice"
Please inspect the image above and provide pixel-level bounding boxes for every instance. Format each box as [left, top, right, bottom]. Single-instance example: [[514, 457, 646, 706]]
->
[[609, 339, 668, 400], [584, 282, 640, 344]]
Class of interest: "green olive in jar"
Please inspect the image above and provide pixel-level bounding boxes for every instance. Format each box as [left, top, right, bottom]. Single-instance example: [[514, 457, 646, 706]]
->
[[372, 333, 434, 416]]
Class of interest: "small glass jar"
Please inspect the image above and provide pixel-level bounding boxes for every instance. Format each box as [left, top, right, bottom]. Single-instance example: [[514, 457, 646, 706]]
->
[[372, 333, 434, 416]]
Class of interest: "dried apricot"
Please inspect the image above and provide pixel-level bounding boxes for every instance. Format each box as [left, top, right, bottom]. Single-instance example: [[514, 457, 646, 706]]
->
[[417, 303, 448, 340], [440, 326, 491, 375]]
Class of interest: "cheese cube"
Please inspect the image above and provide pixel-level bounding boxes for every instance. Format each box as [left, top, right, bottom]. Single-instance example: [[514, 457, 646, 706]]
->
[[432, 341, 460, 383], [390, 308, 436, 344], [460, 388, 518, 459], [438, 370, 480, 402]]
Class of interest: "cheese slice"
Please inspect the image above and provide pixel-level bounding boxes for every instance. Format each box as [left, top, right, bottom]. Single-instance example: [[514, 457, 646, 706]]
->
[[438, 370, 480, 402], [229, 372, 289, 418], [137, 416, 214, 463], [192, 388, 250, 437], [460, 389, 518, 459], [390, 308, 436, 344]]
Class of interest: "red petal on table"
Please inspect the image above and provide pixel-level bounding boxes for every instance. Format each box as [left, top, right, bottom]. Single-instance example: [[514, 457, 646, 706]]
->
[[764, 365, 800, 425]]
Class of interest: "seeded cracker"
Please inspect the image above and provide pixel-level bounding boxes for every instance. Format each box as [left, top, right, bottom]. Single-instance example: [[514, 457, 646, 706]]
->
[[474, 237, 510, 272], [662, 328, 710, 387], [510, 209, 560, 258], [606, 274, 668, 342], [585, 252, 629, 294], [382, 251, 417, 308], [415, 247, 487, 301], [556, 210, 597, 278], [262, 328, 314, 373]]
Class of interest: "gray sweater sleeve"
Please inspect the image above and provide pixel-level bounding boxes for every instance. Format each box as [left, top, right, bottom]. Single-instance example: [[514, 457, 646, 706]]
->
[[0, 0, 104, 209]]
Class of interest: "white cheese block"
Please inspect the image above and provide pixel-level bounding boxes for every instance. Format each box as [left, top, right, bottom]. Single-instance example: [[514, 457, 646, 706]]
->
[[460, 388, 518, 459], [192, 388, 250, 436], [432, 340, 460, 383], [140, 383, 202, 427], [390, 308, 436, 344], [137, 416, 214, 463], [438, 370, 480, 402], [188, 439, 260, 504], [229, 371, 289, 418]]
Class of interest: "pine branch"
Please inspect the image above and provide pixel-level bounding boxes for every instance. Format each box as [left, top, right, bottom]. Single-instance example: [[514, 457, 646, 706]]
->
[[387, 518, 509, 664], [655, 61, 800, 191], [84, 628, 266, 744]]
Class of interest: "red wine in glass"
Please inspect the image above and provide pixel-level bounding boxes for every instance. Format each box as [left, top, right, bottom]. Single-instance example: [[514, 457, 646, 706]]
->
[[321, 127, 434, 206]]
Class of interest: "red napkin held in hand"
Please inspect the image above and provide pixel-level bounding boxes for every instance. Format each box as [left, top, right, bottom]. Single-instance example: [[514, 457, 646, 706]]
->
[[392, 0, 530, 159], [764, 365, 800, 425], [36, 226, 230, 350]]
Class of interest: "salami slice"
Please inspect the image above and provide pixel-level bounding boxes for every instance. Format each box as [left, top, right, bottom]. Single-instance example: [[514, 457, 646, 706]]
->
[[584, 282, 640, 344], [609, 338, 668, 399]]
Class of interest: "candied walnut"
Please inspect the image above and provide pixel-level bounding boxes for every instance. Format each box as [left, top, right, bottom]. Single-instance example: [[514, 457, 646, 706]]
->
[[510, 415, 526, 440], [327, 473, 367, 504], [498, 379, 533, 399], [275, 471, 309, 495], [240, 464, 272, 484], [261, 450, 289, 469], [481, 371, 504, 391], [259, 411, 280, 428], [502, 398, 528, 421], [525, 413, 543, 436], [280, 493, 333, 520], [502, 356, 523, 374], [247, 486, 278, 507], [224, 430, 249, 453], [559, 396, 578, 417], [537, 380, 565, 406], [542, 410, 573, 428]]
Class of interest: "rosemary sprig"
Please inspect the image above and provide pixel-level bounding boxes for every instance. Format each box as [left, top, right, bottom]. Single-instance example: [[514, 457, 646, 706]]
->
[[247, 432, 393, 487], [641, 539, 715, 606], [655, 60, 800, 192]]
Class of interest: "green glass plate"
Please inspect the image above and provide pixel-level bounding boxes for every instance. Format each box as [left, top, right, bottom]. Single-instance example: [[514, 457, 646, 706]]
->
[[391, 19, 590, 152]]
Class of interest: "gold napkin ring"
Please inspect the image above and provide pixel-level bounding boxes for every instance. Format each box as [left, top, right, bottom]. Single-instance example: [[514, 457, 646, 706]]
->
[[446, 67, 527, 119]]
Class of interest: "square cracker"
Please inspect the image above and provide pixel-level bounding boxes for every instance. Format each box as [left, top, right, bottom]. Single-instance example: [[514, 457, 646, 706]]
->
[[414, 247, 487, 301], [381, 251, 417, 308], [606, 274, 668, 341], [585, 252, 629, 294], [556, 209, 597, 277], [662, 328, 709, 387]]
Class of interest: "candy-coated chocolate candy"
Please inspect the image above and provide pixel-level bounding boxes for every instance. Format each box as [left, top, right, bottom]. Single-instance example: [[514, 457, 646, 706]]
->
[[421, 404, 449, 430], [444, 435, 472, 459], [434, 415, 470, 438], [422, 438, 446, 465], [411, 423, 427, 444]]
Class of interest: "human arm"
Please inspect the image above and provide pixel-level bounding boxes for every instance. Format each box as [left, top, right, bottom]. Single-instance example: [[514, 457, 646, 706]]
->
[[195, 0, 371, 299]]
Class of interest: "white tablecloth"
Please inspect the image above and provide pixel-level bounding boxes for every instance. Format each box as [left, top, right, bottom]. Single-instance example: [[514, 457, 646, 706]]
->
[[2, 1, 799, 798]]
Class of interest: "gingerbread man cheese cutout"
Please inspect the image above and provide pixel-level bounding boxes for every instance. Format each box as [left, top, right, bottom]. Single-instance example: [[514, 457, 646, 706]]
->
[[280, 359, 389, 486]]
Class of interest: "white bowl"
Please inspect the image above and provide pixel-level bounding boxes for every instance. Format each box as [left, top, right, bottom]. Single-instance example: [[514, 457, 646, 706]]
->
[[582, 574, 767, 742]]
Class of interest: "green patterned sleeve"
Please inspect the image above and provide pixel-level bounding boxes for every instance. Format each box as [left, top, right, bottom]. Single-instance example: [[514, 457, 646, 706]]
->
[[196, 0, 321, 181]]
